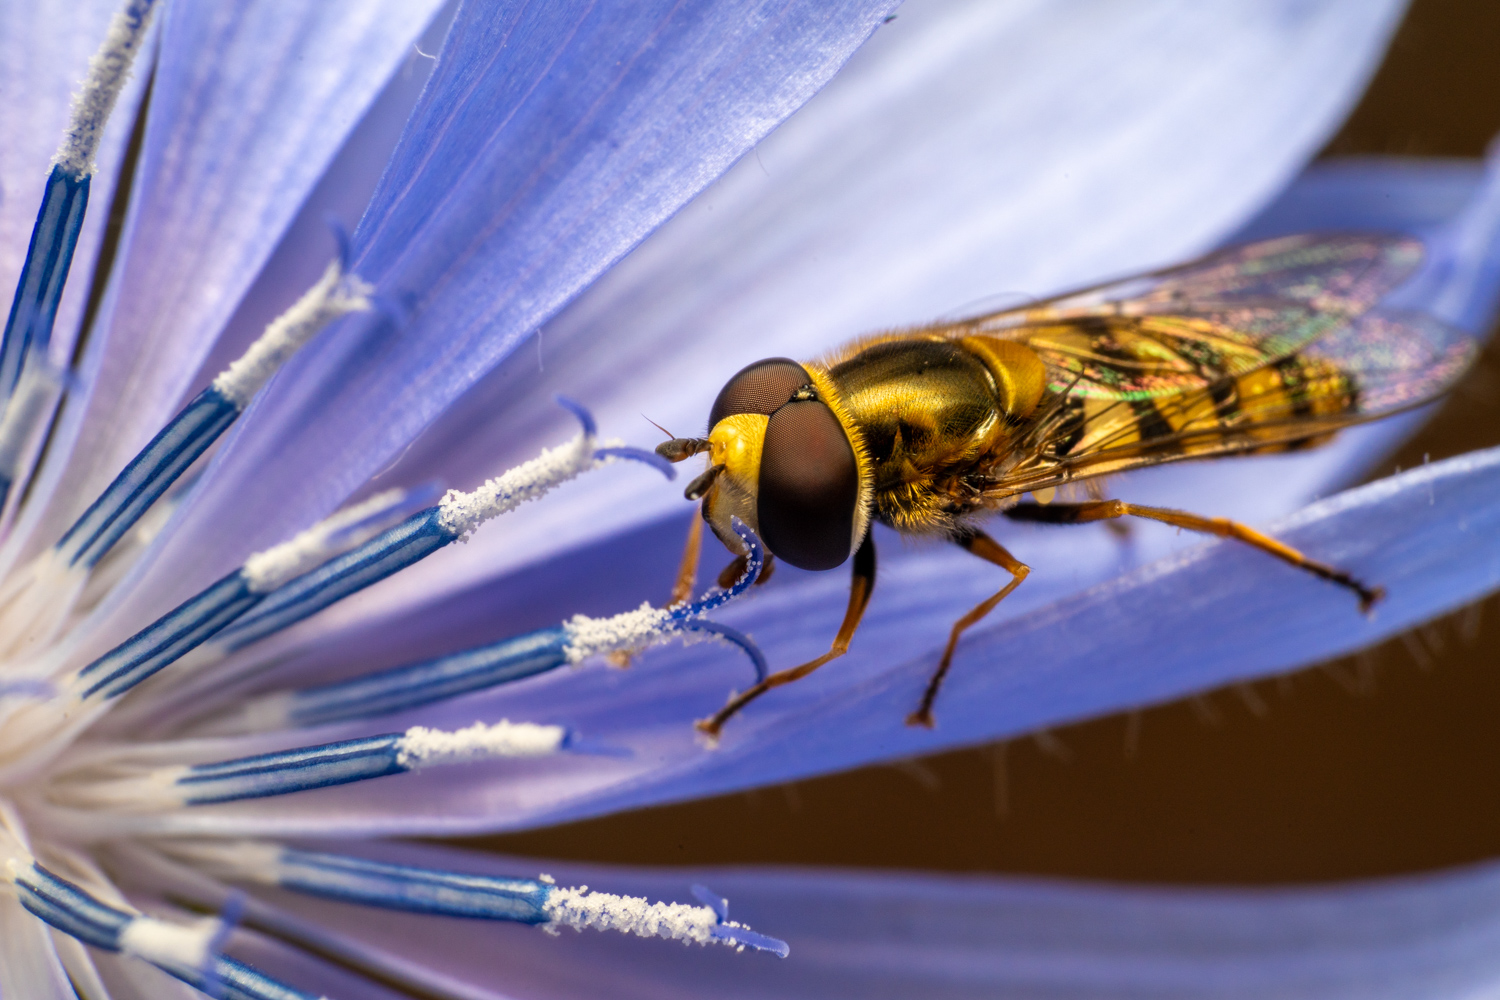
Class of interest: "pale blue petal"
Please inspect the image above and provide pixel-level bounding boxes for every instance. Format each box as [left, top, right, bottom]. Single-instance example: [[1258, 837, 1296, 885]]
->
[[0, 895, 74, 1000], [119, 0, 903, 625], [223, 843, 1500, 1000], [11, 0, 446, 567], [273, 0, 1412, 630]]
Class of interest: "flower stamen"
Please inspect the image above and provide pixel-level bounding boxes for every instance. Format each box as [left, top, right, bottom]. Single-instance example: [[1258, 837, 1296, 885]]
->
[[208, 519, 766, 733], [152, 840, 789, 955], [54, 718, 568, 809]]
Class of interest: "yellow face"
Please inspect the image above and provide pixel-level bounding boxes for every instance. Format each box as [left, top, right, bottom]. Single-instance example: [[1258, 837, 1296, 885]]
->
[[657, 358, 872, 571], [700, 413, 767, 555]]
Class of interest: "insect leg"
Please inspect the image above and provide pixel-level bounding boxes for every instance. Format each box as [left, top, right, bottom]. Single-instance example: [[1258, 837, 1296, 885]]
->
[[670, 514, 704, 606], [1006, 500, 1384, 611], [907, 529, 1030, 729], [695, 532, 875, 739], [1086, 478, 1131, 539]]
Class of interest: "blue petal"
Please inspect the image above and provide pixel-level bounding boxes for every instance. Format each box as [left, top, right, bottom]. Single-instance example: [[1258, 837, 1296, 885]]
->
[[263, 0, 1413, 630], [120, 0, 902, 620], [215, 843, 1500, 1000], [12, 0, 447, 569]]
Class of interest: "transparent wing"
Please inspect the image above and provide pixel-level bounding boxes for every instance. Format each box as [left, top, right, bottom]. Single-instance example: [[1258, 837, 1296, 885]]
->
[[930, 234, 1426, 401], [989, 308, 1476, 497]]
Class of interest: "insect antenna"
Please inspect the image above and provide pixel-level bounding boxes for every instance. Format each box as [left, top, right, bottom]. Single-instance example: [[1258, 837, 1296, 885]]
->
[[656, 437, 711, 463], [643, 414, 676, 439]]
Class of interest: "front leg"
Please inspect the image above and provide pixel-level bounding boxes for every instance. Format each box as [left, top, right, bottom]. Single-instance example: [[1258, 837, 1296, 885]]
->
[[907, 528, 1030, 728], [696, 531, 876, 740]]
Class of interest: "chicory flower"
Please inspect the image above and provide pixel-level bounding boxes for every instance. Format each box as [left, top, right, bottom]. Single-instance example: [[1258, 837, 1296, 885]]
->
[[4, 0, 1500, 996]]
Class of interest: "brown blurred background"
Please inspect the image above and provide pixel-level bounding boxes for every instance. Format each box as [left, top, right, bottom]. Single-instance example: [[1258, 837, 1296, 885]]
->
[[475, 0, 1500, 885]]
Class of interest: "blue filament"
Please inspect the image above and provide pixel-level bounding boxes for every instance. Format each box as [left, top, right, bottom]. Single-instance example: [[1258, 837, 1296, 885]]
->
[[217, 399, 673, 655], [288, 626, 570, 728], [553, 394, 596, 436], [690, 881, 790, 956], [56, 385, 241, 568], [595, 445, 677, 478], [178, 733, 406, 804], [75, 505, 451, 702], [710, 921, 792, 958], [16, 865, 315, 1000], [276, 524, 767, 727], [77, 571, 260, 700], [680, 620, 768, 682], [265, 849, 789, 956], [171, 958, 318, 1000], [0, 166, 89, 400], [275, 849, 552, 923], [16, 863, 129, 950], [215, 505, 456, 653]]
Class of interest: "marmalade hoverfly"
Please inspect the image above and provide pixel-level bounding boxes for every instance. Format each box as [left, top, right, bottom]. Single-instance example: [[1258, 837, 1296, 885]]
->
[[653, 234, 1477, 737]]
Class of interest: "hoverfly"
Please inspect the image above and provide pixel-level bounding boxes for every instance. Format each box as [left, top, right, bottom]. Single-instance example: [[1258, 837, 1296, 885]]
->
[[653, 234, 1476, 737]]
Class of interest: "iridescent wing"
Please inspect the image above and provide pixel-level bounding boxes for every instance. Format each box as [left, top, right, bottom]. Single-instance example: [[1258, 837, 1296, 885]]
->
[[942, 233, 1427, 400], [987, 307, 1476, 498]]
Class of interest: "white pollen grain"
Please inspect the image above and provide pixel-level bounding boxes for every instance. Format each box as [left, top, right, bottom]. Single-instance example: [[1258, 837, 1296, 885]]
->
[[395, 719, 567, 769], [543, 887, 719, 945], [213, 259, 373, 408], [561, 603, 676, 664], [436, 433, 618, 539], [54, 0, 157, 176], [242, 489, 409, 593]]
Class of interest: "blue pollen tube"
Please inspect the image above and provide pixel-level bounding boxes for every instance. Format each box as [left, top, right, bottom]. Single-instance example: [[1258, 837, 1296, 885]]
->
[[277, 521, 769, 728], [288, 626, 570, 728], [178, 733, 409, 805], [0, 166, 89, 398], [16, 864, 316, 1000], [74, 507, 455, 703], [275, 849, 554, 923], [214, 505, 457, 653], [55, 385, 241, 569], [77, 570, 261, 700]]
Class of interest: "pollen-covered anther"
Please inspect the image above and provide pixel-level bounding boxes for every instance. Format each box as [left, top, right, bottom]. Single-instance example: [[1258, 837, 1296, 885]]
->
[[211, 257, 374, 408], [53, 0, 158, 177], [241, 487, 418, 593], [542, 886, 721, 943], [395, 719, 569, 768], [541, 885, 787, 955], [436, 430, 615, 541]]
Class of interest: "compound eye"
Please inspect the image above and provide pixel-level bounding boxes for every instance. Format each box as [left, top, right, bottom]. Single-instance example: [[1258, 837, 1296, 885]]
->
[[758, 400, 859, 570], [708, 358, 811, 430]]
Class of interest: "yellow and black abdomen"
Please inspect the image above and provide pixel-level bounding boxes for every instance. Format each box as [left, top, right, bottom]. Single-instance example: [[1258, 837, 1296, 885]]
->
[[1057, 355, 1358, 462], [820, 336, 1037, 533]]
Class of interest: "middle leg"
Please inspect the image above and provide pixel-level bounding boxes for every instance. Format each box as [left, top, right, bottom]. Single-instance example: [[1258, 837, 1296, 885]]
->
[[907, 528, 1030, 728]]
